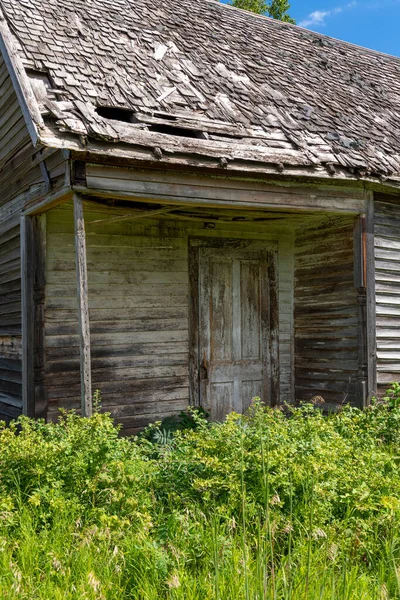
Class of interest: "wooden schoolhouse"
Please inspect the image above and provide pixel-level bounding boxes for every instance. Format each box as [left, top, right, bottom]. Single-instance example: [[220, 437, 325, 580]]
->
[[1, 0, 400, 432]]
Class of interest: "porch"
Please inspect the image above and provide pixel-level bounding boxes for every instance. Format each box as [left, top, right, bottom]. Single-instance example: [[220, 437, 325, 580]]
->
[[27, 184, 371, 434]]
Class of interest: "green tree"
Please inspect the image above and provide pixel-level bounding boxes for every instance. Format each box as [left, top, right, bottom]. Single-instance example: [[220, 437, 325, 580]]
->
[[230, 0, 296, 23]]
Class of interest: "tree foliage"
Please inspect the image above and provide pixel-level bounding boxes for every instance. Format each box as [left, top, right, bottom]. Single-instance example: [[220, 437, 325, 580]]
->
[[230, 0, 296, 23]]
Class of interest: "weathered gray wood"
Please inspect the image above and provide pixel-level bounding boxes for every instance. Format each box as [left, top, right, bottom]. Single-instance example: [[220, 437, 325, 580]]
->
[[44, 203, 293, 429], [73, 194, 92, 416], [33, 214, 47, 418], [365, 192, 377, 399], [81, 165, 366, 214], [197, 240, 279, 418], [373, 194, 400, 391], [21, 215, 35, 416], [353, 216, 368, 406], [294, 214, 359, 406], [0, 7, 43, 145]]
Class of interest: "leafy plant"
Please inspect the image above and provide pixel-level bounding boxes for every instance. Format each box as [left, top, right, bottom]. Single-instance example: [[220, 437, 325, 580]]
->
[[0, 387, 400, 597]]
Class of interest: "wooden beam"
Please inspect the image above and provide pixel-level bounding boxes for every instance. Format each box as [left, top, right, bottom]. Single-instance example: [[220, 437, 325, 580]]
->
[[21, 215, 35, 416], [354, 216, 368, 407], [33, 214, 47, 419], [23, 186, 73, 216], [73, 179, 366, 215], [87, 205, 177, 227], [365, 192, 377, 400], [73, 193, 92, 417]]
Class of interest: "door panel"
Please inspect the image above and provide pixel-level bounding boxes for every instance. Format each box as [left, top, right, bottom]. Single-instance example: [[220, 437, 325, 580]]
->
[[198, 244, 278, 420]]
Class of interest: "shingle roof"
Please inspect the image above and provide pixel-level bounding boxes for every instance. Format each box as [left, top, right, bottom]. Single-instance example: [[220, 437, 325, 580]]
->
[[2, 0, 400, 179]]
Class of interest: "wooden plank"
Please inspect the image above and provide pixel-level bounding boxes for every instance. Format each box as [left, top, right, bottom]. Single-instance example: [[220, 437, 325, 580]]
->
[[33, 214, 47, 419], [366, 192, 377, 399], [267, 249, 280, 405], [44, 202, 296, 427], [73, 194, 92, 417], [294, 213, 359, 405], [21, 215, 34, 416]]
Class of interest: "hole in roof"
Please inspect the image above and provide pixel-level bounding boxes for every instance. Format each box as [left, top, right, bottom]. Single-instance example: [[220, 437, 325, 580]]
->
[[147, 123, 204, 139], [96, 106, 138, 123], [96, 106, 205, 139], [153, 112, 177, 121]]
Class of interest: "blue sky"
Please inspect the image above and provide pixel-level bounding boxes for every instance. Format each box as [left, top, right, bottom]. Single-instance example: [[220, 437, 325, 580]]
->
[[222, 1, 400, 57]]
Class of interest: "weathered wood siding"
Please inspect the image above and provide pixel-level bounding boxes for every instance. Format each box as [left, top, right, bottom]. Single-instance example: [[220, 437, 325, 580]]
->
[[0, 220, 22, 421], [294, 215, 359, 407], [45, 201, 295, 433], [0, 53, 34, 421], [374, 194, 400, 389], [0, 52, 69, 421]]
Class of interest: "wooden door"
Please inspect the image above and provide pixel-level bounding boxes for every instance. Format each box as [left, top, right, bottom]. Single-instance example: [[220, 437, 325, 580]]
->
[[195, 242, 279, 420]]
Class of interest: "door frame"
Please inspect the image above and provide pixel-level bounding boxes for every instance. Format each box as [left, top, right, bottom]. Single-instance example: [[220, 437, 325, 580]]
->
[[188, 237, 280, 412]]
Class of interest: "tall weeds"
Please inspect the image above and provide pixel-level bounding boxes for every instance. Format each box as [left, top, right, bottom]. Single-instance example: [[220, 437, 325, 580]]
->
[[0, 389, 400, 598]]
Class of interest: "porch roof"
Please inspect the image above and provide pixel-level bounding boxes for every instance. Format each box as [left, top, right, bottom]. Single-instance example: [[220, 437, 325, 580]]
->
[[2, 0, 400, 181]]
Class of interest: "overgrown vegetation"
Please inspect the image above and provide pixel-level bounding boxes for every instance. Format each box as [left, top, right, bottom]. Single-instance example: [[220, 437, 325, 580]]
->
[[1, 386, 400, 598]]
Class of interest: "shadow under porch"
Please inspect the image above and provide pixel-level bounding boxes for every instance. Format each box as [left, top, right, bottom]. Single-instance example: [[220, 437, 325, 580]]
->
[[22, 194, 373, 433]]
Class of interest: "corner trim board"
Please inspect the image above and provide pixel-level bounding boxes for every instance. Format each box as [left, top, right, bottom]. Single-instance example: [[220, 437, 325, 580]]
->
[[73, 193, 93, 416], [365, 192, 377, 399]]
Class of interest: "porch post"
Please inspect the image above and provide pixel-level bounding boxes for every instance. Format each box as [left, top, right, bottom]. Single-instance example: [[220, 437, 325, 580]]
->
[[365, 191, 377, 400], [354, 216, 368, 407], [73, 193, 92, 417]]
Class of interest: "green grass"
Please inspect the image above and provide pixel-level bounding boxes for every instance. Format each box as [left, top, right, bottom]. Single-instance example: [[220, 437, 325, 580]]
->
[[1, 386, 400, 598]]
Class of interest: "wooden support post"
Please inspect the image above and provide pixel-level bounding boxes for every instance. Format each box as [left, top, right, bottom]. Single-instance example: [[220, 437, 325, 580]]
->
[[74, 193, 92, 417], [365, 192, 377, 401], [354, 216, 368, 407], [33, 215, 48, 419], [21, 215, 35, 417]]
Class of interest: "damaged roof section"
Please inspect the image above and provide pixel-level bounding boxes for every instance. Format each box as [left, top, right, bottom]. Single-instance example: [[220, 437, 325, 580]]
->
[[1, 0, 400, 179]]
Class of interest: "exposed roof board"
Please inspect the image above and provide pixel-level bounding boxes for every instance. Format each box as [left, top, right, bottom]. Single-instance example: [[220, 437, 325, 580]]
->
[[1, 0, 400, 180]]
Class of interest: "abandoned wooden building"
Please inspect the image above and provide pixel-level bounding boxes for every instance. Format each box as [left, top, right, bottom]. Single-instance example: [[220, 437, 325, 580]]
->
[[0, 0, 400, 432]]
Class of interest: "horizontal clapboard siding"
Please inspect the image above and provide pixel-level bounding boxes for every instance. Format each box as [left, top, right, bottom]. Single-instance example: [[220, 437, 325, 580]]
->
[[45, 201, 295, 433], [374, 195, 400, 388], [0, 53, 32, 422], [294, 215, 359, 408], [0, 220, 22, 420]]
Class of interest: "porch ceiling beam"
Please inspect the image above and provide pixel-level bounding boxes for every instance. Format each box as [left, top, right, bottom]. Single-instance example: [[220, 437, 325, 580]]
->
[[23, 186, 73, 216], [86, 204, 178, 227], [74, 193, 92, 417], [72, 183, 366, 215]]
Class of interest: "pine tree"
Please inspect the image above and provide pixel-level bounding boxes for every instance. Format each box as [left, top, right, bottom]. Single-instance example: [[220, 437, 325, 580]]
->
[[267, 0, 295, 23], [230, 0, 295, 23]]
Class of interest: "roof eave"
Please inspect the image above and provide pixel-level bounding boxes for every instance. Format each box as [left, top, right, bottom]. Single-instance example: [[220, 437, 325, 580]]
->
[[36, 129, 400, 195]]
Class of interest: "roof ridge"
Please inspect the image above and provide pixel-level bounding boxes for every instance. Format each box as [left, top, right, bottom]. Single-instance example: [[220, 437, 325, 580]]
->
[[205, 0, 400, 64]]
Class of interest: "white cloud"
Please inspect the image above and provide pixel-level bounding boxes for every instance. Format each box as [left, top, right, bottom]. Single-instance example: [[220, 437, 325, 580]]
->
[[299, 1, 357, 28]]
